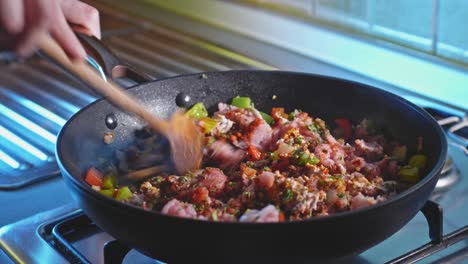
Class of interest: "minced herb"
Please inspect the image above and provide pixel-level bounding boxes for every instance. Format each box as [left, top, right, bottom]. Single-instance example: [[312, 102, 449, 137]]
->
[[329, 175, 343, 181], [194, 203, 205, 212], [307, 124, 317, 133], [207, 137, 216, 146], [318, 179, 326, 186], [180, 176, 188, 183], [282, 189, 294, 201]]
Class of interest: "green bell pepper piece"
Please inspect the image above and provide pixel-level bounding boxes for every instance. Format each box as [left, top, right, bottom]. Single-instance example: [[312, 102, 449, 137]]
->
[[231, 96, 252, 108], [399, 166, 419, 183], [409, 154, 427, 169], [99, 189, 114, 197], [259, 111, 273, 124], [102, 174, 118, 189], [116, 186, 133, 201], [200, 117, 218, 133], [185, 102, 208, 119]]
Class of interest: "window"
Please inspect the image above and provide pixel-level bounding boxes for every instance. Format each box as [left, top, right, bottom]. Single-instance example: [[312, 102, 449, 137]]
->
[[234, 0, 468, 65]]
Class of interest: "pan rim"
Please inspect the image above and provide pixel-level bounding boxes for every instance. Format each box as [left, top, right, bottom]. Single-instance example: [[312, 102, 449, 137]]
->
[[56, 69, 447, 226]]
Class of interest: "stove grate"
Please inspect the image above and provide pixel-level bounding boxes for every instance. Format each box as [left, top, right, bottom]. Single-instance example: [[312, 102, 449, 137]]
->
[[37, 201, 468, 264]]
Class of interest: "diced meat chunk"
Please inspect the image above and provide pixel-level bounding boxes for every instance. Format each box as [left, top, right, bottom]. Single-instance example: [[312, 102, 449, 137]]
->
[[239, 205, 280, 223], [355, 139, 384, 161], [224, 108, 257, 129], [206, 140, 246, 170], [346, 156, 366, 172], [161, 199, 197, 218], [201, 167, 227, 195], [247, 119, 272, 151], [315, 143, 334, 167], [350, 193, 377, 210], [192, 186, 211, 204], [257, 171, 275, 189]]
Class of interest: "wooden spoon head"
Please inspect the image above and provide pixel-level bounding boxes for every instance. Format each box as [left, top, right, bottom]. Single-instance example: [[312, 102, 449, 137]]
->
[[166, 111, 203, 175]]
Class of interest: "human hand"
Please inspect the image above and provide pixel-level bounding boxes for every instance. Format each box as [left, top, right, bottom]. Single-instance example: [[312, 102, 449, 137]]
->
[[0, 0, 101, 61]]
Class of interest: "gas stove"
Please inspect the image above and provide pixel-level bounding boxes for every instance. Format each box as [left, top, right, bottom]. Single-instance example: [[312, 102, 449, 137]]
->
[[0, 1, 468, 263], [0, 109, 467, 264]]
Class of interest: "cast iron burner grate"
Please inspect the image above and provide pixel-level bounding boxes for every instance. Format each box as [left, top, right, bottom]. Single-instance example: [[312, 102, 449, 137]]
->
[[39, 201, 468, 264]]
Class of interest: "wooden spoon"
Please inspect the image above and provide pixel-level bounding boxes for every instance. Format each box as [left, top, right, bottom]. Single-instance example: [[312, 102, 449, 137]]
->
[[39, 36, 203, 177]]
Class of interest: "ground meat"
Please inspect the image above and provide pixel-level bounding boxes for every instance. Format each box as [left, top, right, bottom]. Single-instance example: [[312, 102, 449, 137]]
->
[[350, 193, 377, 210], [239, 204, 280, 222], [247, 119, 272, 151], [200, 167, 227, 196], [206, 140, 245, 170], [89, 103, 418, 222], [355, 139, 384, 161], [161, 199, 197, 218], [315, 144, 334, 167], [257, 171, 275, 189]]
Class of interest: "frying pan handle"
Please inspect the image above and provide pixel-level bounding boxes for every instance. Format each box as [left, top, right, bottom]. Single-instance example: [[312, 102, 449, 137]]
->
[[76, 33, 153, 84]]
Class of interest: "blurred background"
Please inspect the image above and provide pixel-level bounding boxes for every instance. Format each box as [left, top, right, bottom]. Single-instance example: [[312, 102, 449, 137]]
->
[[235, 0, 466, 61], [99, 0, 468, 109]]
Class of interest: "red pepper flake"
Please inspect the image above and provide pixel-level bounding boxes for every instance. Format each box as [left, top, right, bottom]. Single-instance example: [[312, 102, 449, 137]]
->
[[247, 145, 262, 161], [230, 134, 238, 143], [278, 212, 286, 222]]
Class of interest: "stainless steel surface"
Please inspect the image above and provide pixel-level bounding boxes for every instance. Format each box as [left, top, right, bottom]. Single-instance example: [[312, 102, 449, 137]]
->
[[0, 59, 94, 188], [0, 7, 270, 189], [0, 205, 78, 264], [435, 157, 459, 192]]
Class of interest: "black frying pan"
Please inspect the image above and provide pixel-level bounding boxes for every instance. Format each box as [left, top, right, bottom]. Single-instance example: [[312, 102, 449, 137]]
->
[[56, 37, 447, 262]]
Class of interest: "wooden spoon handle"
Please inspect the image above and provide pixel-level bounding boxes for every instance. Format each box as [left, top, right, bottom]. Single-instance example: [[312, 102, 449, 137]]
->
[[38, 36, 169, 133]]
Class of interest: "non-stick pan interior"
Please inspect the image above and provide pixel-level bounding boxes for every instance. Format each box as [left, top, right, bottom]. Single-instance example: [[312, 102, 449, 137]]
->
[[58, 71, 444, 189]]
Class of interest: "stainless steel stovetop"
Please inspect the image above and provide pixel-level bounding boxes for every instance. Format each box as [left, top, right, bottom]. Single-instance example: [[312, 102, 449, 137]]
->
[[0, 1, 467, 263]]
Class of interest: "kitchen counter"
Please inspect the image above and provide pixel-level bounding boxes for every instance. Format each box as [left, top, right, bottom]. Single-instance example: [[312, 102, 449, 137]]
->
[[0, 177, 72, 226]]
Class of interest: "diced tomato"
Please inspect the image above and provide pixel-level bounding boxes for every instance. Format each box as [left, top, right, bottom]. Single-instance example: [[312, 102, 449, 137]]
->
[[85, 167, 103, 187], [247, 145, 262, 161], [335, 118, 353, 140], [278, 212, 285, 222]]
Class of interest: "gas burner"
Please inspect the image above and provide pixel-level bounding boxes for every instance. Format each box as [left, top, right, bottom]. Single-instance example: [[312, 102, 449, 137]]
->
[[441, 156, 454, 175], [434, 157, 460, 192], [448, 118, 468, 152]]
